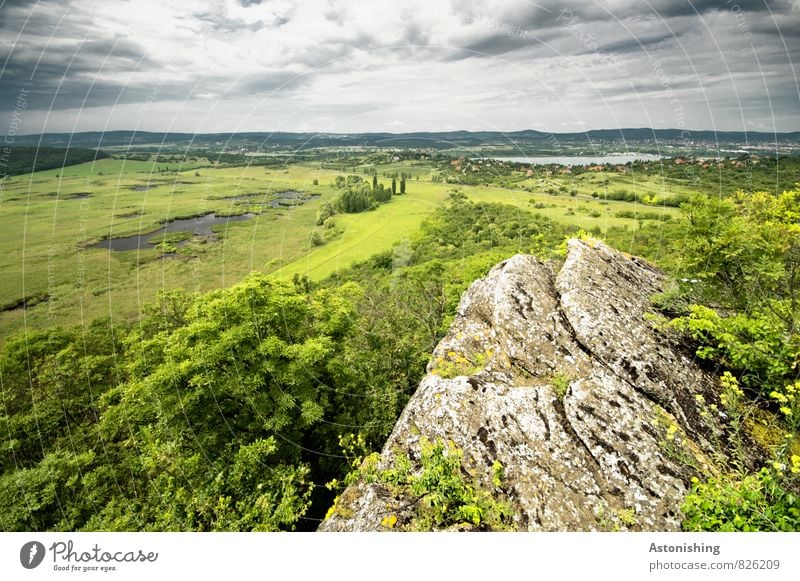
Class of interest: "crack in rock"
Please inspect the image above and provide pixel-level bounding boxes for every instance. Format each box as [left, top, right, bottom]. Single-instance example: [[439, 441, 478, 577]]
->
[[319, 240, 760, 532]]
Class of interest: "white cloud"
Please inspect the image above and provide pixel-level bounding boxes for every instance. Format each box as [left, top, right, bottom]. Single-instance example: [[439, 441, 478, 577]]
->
[[0, 0, 797, 133]]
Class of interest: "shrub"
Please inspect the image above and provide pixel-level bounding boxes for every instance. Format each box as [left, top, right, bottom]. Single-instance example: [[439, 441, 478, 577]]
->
[[682, 468, 800, 531], [334, 437, 514, 531]]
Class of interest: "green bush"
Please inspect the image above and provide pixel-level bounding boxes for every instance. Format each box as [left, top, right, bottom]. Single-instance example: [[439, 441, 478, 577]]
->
[[682, 468, 800, 532], [336, 437, 514, 531]]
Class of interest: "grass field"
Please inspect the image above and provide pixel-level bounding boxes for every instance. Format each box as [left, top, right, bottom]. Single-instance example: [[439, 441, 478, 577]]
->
[[0, 158, 681, 338]]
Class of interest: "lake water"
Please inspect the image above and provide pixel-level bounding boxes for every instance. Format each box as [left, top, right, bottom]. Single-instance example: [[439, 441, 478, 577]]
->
[[488, 153, 664, 166], [93, 212, 256, 251]]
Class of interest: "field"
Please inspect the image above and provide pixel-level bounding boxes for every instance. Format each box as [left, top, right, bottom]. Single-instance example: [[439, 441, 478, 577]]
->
[[1, 157, 686, 339]]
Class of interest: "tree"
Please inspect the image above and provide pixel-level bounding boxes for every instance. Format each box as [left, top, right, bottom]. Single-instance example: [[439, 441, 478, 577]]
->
[[391, 177, 397, 195], [95, 275, 362, 530], [316, 201, 336, 225], [665, 188, 800, 395], [372, 175, 378, 190], [400, 177, 406, 194], [373, 183, 391, 203], [339, 183, 373, 213]]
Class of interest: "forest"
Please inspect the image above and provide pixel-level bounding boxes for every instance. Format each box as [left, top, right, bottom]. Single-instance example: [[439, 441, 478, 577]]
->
[[0, 147, 109, 176]]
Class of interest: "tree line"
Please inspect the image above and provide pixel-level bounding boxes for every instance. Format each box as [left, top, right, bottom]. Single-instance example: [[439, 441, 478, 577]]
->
[[1, 147, 109, 176]]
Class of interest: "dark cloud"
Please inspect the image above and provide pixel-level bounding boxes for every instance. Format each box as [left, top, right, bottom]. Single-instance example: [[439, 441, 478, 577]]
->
[[0, 0, 54, 9], [647, 0, 787, 18], [748, 11, 800, 37], [0, 0, 72, 40], [0, 29, 156, 111], [460, 30, 536, 57], [595, 32, 677, 55], [0, 0, 796, 132], [399, 20, 431, 47], [511, 0, 795, 30], [232, 70, 311, 95], [324, 8, 346, 25], [192, 10, 266, 33]]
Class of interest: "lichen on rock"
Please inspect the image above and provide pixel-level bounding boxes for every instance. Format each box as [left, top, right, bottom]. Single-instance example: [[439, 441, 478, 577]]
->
[[319, 239, 755, 532]]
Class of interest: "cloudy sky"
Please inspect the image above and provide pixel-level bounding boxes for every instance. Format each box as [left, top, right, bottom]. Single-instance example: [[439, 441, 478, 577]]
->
[[1, 0, 798, 134]]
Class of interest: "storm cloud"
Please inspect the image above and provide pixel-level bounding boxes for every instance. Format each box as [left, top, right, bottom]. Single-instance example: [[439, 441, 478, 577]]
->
[[0, 0, 797, 133]]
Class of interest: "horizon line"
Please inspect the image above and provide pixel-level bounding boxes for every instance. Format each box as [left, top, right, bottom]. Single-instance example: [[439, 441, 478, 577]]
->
[[14, 127, 800, 138]]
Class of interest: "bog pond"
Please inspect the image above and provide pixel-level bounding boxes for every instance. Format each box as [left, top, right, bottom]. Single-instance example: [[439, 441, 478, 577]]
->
[[92, 190, 321, 252], [92, 212, 257, 251]]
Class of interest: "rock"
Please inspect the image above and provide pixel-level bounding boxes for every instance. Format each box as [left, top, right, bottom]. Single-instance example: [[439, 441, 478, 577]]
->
[[319, 239, 745, 532]]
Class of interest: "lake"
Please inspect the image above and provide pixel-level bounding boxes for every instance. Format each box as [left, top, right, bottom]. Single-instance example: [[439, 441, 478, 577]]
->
[[487, 153, 664, 166]]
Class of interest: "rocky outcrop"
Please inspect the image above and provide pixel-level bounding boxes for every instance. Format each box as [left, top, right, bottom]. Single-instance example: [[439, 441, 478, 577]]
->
[[319, 239, 744, 532]]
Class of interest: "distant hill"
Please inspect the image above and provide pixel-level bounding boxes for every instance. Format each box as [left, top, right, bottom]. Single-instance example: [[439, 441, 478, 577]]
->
[[0, 147, 110, 176], [11, 128, 800, 150]]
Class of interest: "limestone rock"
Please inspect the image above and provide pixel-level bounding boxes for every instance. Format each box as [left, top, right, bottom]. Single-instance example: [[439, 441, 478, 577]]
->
[[319, 239, 740, 532]]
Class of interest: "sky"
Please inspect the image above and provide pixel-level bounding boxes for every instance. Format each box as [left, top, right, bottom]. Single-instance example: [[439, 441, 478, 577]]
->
[[0, 0, 798, 135]]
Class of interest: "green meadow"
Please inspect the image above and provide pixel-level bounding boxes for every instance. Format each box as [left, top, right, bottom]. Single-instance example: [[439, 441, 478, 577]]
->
[[0, 158, 680, 338]]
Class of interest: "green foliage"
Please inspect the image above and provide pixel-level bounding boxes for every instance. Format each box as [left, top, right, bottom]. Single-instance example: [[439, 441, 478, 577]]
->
[[1, 146, 110, 176], [672, 190, 800, 309], [550, 372, 573, 398], [602, 188, 688, 207], [615, 210, 672, 221], [315, 201, 336, 225], [372, 183, 391, 203], [337, 183, 373, 213], [770, 381, 800, 436], [492, 460, 504, 489], [682, 468, 800, 531], [674, 304, 798, 393], [652, 405, 702, 472], [659, 189, 800, 396], [340, 438, 514, 531], [611, 188, 800, 532], [328, 261, 450, 446], [411, 199, 573, 264], [678, 370, 800, 531], [0, 275, 370, 531], [431, 349, 492, 379], [0, 320, 125, 473], [334, 174, 393, 213], [0, 449, 98, 531], [594, 505, 639, 531], [4, 150, 800, 534], [148, 231, 192, 253]]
